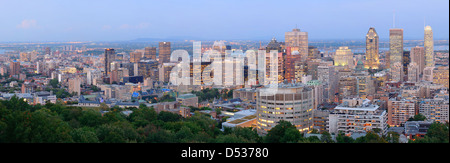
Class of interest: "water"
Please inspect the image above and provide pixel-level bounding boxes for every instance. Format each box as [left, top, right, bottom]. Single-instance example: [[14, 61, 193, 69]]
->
[[0, 49, 12, 54]]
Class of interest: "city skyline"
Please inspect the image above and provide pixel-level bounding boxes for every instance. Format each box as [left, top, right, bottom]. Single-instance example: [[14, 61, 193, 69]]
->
[[0, 0, 448, 42]]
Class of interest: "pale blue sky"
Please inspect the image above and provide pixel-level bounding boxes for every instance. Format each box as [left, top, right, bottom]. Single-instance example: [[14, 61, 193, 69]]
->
[[0, 0, 448, 42]]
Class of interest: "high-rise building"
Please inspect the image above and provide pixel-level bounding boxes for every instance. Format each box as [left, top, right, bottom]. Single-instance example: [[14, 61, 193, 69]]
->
[[365, 27, 380, 70], [307, 46, 320, 60], [433, 66, 449, 88], [403, 51, 410, 81], [408, 62, 420, 82], [389, 29, 403, 69], [317, 65, 337, 103], [256, 83, 314, 135], [159, 42, 171, 64], [388, 97, 416, 127], [45, 47, 51, 55], [391, 62, 404, 82], [138, 59, 159, 81], [130, 52, 143, 63], [419, 90, 449, 123], [424, 26, 434, 67], [410, 46, 425, 75], [20, 52, 31, 62], [334, 46, 354, 68], [285, 28, 308, 61], [104, 49, 116, 76], [144, 47, 157, 60], [159, 63, 176, 83], [68, 77, 81, 96], [9, 61, 20, 76], [423, 66, 435, 82]]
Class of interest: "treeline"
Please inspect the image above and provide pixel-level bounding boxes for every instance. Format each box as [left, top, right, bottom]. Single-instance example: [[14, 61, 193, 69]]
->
[[0, 96, 448, 143]]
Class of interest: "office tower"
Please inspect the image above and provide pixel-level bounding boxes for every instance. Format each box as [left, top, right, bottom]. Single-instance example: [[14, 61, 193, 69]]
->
[[385, 51, 390, 69], [144, 47, 157, 60], [424, 26, 434, 67], [329, 98, 387, 136], [45, 47, 51, 55], [9, 61, 20, 76], [159, 63, 176, 83], [284, 47, 301, 83], [408, 62, 420, 82], [294, 61, 307, 83], [334, 46, 354, 68], [104, 49, 115, 76], [423, 66, 435, 82], [410, 46, 425, 74], [159, 42, 171, 64], [365, 27, 380, 70], [130, 52, 142, 63], [338, 76, 357, 102], [256, 83, 314, 135], [306, 59, 320, 80], [403, 51, 410, 81], [433, 66, 449, 88], [389, 29, 403, 69], [308, 46, 320, 60], [285, 28, 308, 61], [20, 52, 31, 62], [138, 59, 159, 81], [317, 65, 337, 103], [391, 62, 404, 82], [68, 77, 81, 96], [306, 80, 324, 109]]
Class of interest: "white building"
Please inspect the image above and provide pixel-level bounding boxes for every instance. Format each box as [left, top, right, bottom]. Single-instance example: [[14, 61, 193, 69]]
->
[[328, 98, 388, 136]]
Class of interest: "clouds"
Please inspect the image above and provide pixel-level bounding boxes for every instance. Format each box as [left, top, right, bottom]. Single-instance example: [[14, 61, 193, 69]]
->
[[16, 19, 38, 29]]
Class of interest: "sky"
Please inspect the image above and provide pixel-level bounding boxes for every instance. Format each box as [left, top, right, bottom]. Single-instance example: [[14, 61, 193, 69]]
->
[[0, 0, 448, 42]]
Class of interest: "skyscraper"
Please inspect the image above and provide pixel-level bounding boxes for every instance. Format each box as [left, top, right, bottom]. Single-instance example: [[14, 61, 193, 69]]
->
[[334, 46, 354, 68], [285, 28, 308, 61], [424, 26, 434, 67], [408, 62, 419, 82], [9, 61, 20, 76], [144, 47, 157, 60], [130, 52, 142, 63], [159, 42, 171, 64], [365, 27, 379, 70], [410, 46, 425, 75], [104, 48, 115, 76], [45, 47, 51, 55], [389, 29, 403, 69]]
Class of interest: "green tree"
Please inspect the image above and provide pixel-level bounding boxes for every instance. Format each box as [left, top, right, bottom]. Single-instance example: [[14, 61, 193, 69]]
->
[[79, 109, 103, 127], [385, 131, 400, 143], [70, 127, 99, 143], [263, 120, 301, 143], [49, 78, 59, 88], [412, 122, 449, 143], [336, 132, 354, 143], [354, 131, 387, 143], [408, 114, 427, 121], [128, 106, 157, 128], [320, 131, 334, 143], [158, 111, 182, 122]]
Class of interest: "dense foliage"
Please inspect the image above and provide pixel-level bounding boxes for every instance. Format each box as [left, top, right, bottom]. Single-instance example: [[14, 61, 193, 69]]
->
[[0, 97, 448, 143]]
